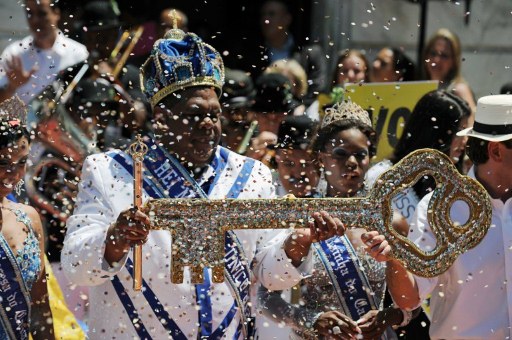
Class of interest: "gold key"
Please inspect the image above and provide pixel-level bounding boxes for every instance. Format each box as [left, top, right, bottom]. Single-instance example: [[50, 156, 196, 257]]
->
[[142, 149, 492, 284]]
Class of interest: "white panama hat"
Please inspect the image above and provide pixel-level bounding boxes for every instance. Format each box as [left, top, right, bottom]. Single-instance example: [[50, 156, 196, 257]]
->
[[457, 94, 512, 142]]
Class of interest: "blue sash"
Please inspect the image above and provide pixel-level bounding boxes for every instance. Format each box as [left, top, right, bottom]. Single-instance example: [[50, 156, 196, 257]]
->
[[0, 236, 31, 340], [313, 236, 378, 320], [109, 140, 255, 339]]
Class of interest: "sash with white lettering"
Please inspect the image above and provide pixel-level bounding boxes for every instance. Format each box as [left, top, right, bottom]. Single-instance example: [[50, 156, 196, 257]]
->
[[391, 188, 420, 223], [313, 236, 378, 320], [0, 236, 31, 340], [109, 141, 255, 339]]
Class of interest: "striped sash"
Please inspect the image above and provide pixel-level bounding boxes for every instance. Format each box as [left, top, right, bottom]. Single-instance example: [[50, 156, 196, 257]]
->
[[109, 141, 255, 339], [0, 236, 31, 340]]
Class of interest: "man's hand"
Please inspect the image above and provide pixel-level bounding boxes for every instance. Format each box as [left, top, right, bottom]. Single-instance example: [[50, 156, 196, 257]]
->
[[104, 208, 150, 265], [5, 56, 37, 89], [361, 231, 393, 262], [313, 311, 361, 339], [284, 211, 345, 267], [357, 308, 401, 339]]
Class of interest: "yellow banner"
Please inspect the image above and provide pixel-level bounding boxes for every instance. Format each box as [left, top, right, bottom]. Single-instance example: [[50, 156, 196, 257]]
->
[[341, 81, 438, 162]]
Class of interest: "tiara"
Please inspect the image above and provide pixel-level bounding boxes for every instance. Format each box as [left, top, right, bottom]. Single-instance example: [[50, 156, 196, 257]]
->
[[321, 99, 372, 129], [0, 95, 27, 125]]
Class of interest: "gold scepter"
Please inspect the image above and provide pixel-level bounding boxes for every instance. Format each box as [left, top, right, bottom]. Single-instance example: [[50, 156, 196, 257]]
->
[[128, 134, 148, 291]]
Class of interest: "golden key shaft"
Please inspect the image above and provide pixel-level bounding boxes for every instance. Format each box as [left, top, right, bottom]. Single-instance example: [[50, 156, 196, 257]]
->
[[129, 135, 148, 291], [143, 149, 492, 285]]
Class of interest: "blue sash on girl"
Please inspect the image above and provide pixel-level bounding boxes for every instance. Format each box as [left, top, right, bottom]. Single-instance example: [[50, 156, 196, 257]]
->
[[313, 236, 378, 320], [0, 236, 31, 340], [109, 140, 255, 339]]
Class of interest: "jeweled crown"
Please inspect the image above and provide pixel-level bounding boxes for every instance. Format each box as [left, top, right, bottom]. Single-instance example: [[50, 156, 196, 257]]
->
[[321, 99, 372, 129], [0, 95, 27, 124], [140, 14, 224, 108]]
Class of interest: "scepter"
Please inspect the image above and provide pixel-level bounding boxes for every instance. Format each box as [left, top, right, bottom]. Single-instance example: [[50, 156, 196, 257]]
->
[[128, 134, 148, 291]]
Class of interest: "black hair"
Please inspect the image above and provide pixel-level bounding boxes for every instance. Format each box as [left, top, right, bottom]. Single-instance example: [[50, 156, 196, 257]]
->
[[466, 137, 488, 165], [312, 118, 377, 158], [0, 121, 30, 149], [392, 90, 471, 169], [390, 48, 416, 81], [25, 0, 61, 11], [500, 82, 512, 95], [260, 0, 292, 14], [466, 137, 512, 165], [391, 90, 471, 197]]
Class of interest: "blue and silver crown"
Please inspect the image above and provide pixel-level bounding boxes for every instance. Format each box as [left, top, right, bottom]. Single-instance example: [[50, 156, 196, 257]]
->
[[140, 24, 225, 108]]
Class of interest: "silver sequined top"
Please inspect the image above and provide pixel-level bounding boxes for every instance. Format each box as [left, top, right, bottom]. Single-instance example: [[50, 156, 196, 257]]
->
[[258, 237, 387, 339]]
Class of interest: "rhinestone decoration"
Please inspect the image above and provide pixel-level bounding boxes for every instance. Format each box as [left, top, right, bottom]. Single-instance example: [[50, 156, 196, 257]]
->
[[143, 149, 492, 284]]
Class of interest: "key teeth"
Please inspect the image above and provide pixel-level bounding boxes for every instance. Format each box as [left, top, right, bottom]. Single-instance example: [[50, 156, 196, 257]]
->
[[212, 266, 225, 283], [191, 266, 204, 283], [170, 265, 223, 283], [171, 264, 184, 284]]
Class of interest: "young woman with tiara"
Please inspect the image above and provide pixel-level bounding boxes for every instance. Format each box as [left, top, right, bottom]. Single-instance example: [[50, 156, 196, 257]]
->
[[0, 96, 54, 339], [258, 99, 414, 339]]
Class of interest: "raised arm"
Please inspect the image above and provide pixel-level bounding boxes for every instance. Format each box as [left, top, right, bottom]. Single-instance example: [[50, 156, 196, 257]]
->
[[0, 55, 38, 102]]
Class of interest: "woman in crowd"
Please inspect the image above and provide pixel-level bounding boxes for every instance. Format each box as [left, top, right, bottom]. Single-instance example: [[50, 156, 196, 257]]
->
[[367, 89, 472, 219], [258, 99, 412, 339], [370, 47, 416, 82], [331, 49, 369, 88], [0, 96, 54, 339], [305, 49, 370, 121], [263, 59, 318, 120], [422, 28, 476, 113], [265, 59, 309, 100]]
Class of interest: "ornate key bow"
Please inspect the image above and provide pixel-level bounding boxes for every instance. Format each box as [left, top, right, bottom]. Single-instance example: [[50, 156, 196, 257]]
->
[[140, 149, 491, 284]]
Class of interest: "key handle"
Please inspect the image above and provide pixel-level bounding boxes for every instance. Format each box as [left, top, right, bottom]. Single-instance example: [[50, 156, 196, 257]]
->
[[368, 149, 492, 277], [143, 149, 492, 284]]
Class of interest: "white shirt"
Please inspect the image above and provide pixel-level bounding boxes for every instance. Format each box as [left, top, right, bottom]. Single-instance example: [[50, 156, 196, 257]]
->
[[410, 167, 512, 339], [62, 147, 308, 339], [366, 160, 420, 223], [0, 31, 88, 104]]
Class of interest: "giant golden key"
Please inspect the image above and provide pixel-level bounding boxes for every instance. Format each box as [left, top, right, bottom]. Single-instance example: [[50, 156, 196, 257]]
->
[[141, 149, 492, 284]]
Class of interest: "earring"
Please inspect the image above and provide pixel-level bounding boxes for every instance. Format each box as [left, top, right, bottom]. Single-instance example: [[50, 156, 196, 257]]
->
[[317, 166, 328, 197], [15, 179, 24, 196]]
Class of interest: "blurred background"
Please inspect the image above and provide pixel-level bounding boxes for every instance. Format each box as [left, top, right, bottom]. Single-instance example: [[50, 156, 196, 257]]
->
[[1, 0, 510, 99]]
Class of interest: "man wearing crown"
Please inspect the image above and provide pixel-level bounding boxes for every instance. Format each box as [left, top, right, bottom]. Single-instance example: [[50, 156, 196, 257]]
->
[[60, 22, 343, 338]]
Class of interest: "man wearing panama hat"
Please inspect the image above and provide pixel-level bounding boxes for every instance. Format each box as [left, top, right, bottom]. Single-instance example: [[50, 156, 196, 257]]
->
[[361, 94, 512, 339]]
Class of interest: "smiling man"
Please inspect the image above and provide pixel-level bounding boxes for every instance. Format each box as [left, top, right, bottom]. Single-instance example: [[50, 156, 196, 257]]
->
[[61, 25, 343, 339]]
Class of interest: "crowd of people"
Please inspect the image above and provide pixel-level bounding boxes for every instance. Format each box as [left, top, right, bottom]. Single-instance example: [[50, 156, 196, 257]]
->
[[0, 0, 511, 339]]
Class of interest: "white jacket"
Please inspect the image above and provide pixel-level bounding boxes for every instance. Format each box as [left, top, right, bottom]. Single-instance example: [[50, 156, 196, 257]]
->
[[62, 147, 308, 339]]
